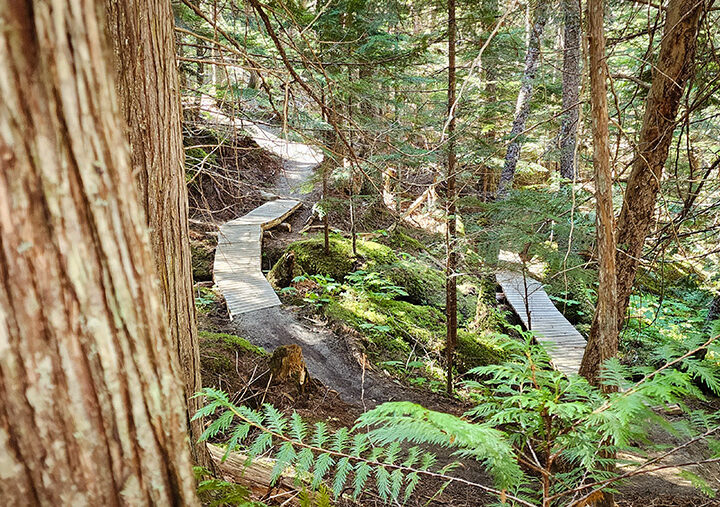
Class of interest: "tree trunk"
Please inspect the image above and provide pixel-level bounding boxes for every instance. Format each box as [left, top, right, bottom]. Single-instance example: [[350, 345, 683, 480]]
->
[[497, 1, 550, 196], [614, 0, 705, 331], [105, 0, 209, 467], [483, 0, 499, 104], [0, 2, 197, 504], [579, 0, 617, 389], [579, 15, 618, 507], [559, 0, 581, 181], [446, 0, 458, 394]]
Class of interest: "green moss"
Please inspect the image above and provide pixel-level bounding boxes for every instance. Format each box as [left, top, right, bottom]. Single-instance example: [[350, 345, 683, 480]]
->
[[324, 289, 502, 371], [379, 227, 428, 253], [271, 235, 397, 282], [456, 330, 505, 370], [379, 259, 445, 308], [191, 238, 216, 282], [377, 258, 478, 322], [325, 290, 444, 355], [199, 331, 267, 356]]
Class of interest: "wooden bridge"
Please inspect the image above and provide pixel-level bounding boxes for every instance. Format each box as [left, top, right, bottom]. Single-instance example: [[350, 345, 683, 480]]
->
[[496, 270, 587, 376], [214, 199, 301, 316]]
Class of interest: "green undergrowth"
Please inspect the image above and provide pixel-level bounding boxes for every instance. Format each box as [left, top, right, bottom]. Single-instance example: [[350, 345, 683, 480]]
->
[[325, 288, 504, 379], [195, 286, 221, 315], [270, 234, 508, 386], [199, 331, 268, 357]]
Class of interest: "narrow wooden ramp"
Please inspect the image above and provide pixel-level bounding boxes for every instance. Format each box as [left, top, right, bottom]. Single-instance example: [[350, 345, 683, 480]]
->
[[214, 199, 301, 317], [496, 270, 587, 376]]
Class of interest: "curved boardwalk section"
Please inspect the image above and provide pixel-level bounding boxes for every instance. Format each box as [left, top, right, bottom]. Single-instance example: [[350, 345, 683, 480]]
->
[[496, 270, 587, 376], [215, 199, 301, 316]]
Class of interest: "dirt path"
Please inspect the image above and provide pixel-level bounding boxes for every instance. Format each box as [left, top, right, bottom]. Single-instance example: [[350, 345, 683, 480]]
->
[[202, 103, 438, 406]]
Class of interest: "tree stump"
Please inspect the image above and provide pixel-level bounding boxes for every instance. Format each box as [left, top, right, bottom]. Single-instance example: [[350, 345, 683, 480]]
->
[[268, 251, 302, 288], [269, 344, 308, 393]]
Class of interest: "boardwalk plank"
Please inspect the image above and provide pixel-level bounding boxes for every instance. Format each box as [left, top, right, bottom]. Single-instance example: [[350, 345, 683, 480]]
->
[[496, 270, 587, 376], [214, 200, 301, 317]]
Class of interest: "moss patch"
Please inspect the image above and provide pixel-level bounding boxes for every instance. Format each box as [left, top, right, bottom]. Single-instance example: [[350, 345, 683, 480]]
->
[[190, 237, 216, 282], [456, 329, 505, 369], [377, 257, 478, 322], [199, 330, 267, 357], [270, 235, 397, 282], [378, 258, 445, 308], [324, 289, 502, 371]]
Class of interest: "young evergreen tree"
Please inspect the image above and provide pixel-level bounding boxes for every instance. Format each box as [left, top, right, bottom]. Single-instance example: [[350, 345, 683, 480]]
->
[[0, 2, 198, 503]]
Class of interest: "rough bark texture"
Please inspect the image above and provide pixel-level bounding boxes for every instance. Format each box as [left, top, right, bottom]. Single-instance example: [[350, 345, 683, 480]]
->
[[104, 0, 207, 466], [497, 1, 550, 197], [0, 2, 198, 504], [559, 0, 581, 181], [579, 0, 617, 389], [614, 0, 704, 331], [446, 0, 458, 393]]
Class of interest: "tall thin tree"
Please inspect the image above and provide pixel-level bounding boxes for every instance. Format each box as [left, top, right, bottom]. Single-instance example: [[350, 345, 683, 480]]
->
[[446, 0, 458, 393], [559, 0, 581, 181], [0, 2, 198, 503], [579, 0, 617, 390], [497, 0, 551, 196]]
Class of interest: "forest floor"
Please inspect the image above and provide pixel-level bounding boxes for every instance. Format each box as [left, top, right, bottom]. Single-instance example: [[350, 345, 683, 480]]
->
[[193, 111, 719, 506]]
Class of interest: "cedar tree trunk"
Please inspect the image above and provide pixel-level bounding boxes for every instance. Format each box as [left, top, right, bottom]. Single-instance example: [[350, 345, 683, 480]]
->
[[0, 1, 198, 503], [104, 0, 208, 466]]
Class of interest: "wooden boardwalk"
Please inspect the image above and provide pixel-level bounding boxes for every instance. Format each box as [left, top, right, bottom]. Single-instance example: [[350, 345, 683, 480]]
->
[[214, 199, 301, 316], [496, 270, 587, 376]]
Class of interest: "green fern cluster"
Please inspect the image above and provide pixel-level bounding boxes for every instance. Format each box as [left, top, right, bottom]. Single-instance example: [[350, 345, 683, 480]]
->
[[195, 331, 720, 506], [194, 389, 445, 503]]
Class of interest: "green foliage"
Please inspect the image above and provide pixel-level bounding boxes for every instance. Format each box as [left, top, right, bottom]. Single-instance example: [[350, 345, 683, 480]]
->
[[363, 331, 720, 504], [199, 331, 268, 357], [622, 292, 712, 368], [196, 328, 720, 505], [195, 287, 220, 314], [194, 466, 262, 507], [345, 269, 409, 300], [194, 388, 452, 504]]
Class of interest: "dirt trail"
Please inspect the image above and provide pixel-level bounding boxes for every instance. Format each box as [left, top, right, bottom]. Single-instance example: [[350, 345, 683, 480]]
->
[[202, 101, 436, 407]]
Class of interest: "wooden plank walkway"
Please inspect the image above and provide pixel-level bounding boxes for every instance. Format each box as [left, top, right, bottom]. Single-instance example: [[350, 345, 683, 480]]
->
[[496, 270, 587, 376], [214, 199, 301, 316]]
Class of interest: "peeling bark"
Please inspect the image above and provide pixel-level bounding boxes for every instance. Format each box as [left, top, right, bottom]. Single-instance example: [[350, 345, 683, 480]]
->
[[614, 0, 705, 331], [579, 0, 617, 390], [0, 1, 197, 503]]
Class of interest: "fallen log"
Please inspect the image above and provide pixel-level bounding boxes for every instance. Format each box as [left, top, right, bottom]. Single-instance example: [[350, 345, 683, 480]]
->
[[207, 444, 300, 502]]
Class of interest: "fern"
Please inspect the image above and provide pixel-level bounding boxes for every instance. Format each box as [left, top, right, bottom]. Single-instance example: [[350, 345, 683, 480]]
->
[[194, 331, 720, 506]]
